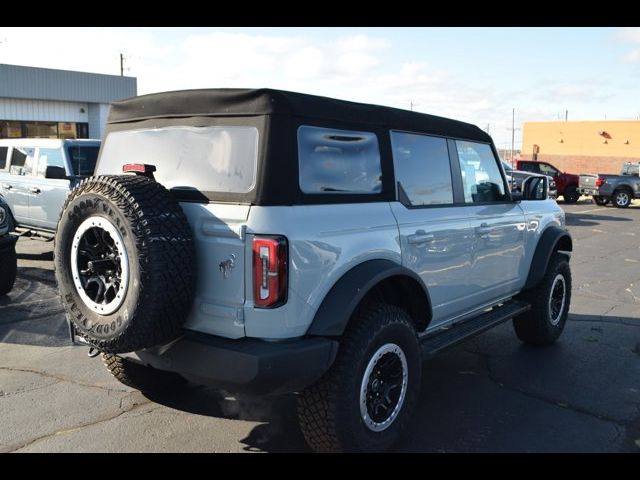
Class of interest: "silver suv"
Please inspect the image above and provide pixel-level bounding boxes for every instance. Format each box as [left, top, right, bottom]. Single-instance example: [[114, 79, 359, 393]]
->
[[0, 139, 100, 235], [54, 89, 573, 452]]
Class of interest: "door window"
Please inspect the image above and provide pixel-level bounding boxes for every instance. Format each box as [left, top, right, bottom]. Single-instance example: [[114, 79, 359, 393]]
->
[[538, 163, 558, 177], [456, 141, 507, 203], [390, 131, 453, 206], [9, 146, 36, 176], [37, 148, 66, 178]]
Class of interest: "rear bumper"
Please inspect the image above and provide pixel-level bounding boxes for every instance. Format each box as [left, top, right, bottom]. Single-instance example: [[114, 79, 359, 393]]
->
[[122, 332, 339, 395], [578, 187, 598, 196], [0, 233, 17, 254]]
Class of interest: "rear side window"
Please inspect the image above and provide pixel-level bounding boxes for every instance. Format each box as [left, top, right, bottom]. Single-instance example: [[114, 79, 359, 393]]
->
[[518, 162, 538, 173], [298, 125, 382, 194], [0, 146, 7, 170], [456, 141, 507, 203], [99, 126, 259, 194], [9, 146, 36, 176], [390, 131, 453, 206]]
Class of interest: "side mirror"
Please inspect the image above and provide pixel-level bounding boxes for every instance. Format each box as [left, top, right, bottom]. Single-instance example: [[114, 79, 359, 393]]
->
[[45, 165, 68, 180], [522, 175, 549, 201]]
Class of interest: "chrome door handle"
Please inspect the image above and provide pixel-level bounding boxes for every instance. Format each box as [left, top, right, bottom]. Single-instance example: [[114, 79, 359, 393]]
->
[[28, 186, 41, 194], [475, 223, 492, 237], [407, 231, 435, 245], [1, 184, 12, 189]]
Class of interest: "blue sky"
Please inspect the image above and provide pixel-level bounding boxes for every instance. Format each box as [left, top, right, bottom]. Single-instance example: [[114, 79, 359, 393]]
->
[[1, 27, 639, 149]]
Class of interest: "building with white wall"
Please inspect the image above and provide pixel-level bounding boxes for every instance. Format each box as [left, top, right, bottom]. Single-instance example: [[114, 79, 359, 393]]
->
[[1, 64, 136, 140]]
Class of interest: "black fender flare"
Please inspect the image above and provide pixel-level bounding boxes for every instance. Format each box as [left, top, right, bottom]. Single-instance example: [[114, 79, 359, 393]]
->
[[306, 259, 432, 337], [523, 225, 573, 290]]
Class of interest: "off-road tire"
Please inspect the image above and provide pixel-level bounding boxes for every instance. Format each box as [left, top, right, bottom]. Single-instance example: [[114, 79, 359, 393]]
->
[[0, 242, 17, 295], [593, 196, 608, 206], [54, 175, 196, 353], [297, 303, 421, 452], [562, 185, 580, 203], [102, 353, 187, 392], [514, 253, 571, 345], [612, 189, 632, 208]]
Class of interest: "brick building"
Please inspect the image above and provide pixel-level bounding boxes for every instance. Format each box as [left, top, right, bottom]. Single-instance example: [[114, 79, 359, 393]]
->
[[521, 120, 640, 174]]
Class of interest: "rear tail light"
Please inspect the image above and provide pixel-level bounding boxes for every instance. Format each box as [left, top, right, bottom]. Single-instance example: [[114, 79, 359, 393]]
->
[[595, 177, 605, 187], [253, 235, 288, 308]]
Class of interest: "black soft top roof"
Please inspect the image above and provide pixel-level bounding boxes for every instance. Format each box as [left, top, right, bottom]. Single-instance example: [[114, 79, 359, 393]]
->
[[108, 88, 491, 143]]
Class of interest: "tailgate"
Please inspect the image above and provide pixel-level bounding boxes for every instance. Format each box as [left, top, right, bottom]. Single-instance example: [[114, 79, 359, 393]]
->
[[179, 203, 249, 339], [579, 174, 597, 189]]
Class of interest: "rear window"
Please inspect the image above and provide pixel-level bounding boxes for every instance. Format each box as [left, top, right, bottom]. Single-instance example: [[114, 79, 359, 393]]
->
[[297, 125, 382, 194], [66, 145, 100, 176], [99, 126, 258, 194]]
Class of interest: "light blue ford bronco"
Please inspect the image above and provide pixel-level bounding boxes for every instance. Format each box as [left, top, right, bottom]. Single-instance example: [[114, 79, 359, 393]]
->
[[54, 89, 573, 452]]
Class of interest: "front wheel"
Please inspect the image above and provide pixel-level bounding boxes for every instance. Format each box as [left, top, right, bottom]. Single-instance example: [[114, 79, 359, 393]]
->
[[0, 241, 17, 295], [612, 190, 631, 208], [297, 304, 421, 452], [514, 253, 571, 345], [593, 196, 608, 206]]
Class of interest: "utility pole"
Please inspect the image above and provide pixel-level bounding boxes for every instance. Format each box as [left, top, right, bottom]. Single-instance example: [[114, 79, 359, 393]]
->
[[506, 108, 520, 167], [409, 100, 418, 112], [120, 52, 124, 76], [511, 108, 515, 165], [565, 110, 568, 122]]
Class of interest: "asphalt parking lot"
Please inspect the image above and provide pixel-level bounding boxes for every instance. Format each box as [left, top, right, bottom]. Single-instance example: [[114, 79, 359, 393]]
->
[[1, 199, 639, 453]]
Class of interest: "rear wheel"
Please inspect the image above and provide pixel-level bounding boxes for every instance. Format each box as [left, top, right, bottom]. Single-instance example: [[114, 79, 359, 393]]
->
[[562, 185, 580, 203], [102, 353, 187, 392], [0, 241, 17, 295], [612, 190, 632, 208], [593, 196, 608, 206], [297, 303, 421, 452], [514, 253, 571, 345]]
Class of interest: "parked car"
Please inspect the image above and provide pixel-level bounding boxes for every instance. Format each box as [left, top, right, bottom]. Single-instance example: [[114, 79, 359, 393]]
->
[[578, 162, 640, 208], [516, 159, 580, 203], [0, 138, 100, 235], [0, 194, 17, 295], [53, 88, 572, 452], [501, 161, 557, 199]]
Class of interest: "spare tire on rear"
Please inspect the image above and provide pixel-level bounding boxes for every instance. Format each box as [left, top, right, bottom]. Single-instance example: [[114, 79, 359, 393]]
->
[[54, 175, 196, 353]]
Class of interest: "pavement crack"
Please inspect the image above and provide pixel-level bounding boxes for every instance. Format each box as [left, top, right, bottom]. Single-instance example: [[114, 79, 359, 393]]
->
[[1, 392, 153, 453], [0, 366, 129, 393]]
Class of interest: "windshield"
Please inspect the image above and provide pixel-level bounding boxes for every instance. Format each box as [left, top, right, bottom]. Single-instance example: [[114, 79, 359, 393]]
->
[[66, 145, 100, 176]]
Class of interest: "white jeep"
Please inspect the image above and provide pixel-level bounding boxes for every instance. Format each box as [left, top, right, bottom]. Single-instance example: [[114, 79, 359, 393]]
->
[[54, 88, 572, 452]]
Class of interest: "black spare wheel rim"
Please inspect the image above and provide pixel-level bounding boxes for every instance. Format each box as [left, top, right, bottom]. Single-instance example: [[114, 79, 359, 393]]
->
[[55, 175, 196, 354], [71, 217, 129, 315]]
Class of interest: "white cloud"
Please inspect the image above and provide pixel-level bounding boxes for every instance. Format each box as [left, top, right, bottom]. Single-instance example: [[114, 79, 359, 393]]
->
[[617, 27, 640, 43], [623, 49, 640, 63]]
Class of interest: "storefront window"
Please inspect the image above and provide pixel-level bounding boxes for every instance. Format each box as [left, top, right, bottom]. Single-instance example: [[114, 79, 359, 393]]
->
[[25, 122, 58, 138], [0, 121, 24, 138], [0, 120, 89, 139]]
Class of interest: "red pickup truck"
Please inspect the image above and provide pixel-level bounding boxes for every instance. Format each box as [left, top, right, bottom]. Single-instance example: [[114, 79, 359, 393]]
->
[[515, 160, 580, 203]]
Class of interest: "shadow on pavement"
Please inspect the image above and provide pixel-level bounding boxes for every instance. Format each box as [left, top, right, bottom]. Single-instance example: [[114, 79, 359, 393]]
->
[[144, 386, 309, 452], [16, 250, 54, 261], [565, 212, 633, 227]]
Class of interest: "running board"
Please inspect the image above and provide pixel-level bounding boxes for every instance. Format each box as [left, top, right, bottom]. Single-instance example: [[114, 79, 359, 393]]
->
[[420, 300, 530, 358], [11, 227, 55, 242]]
